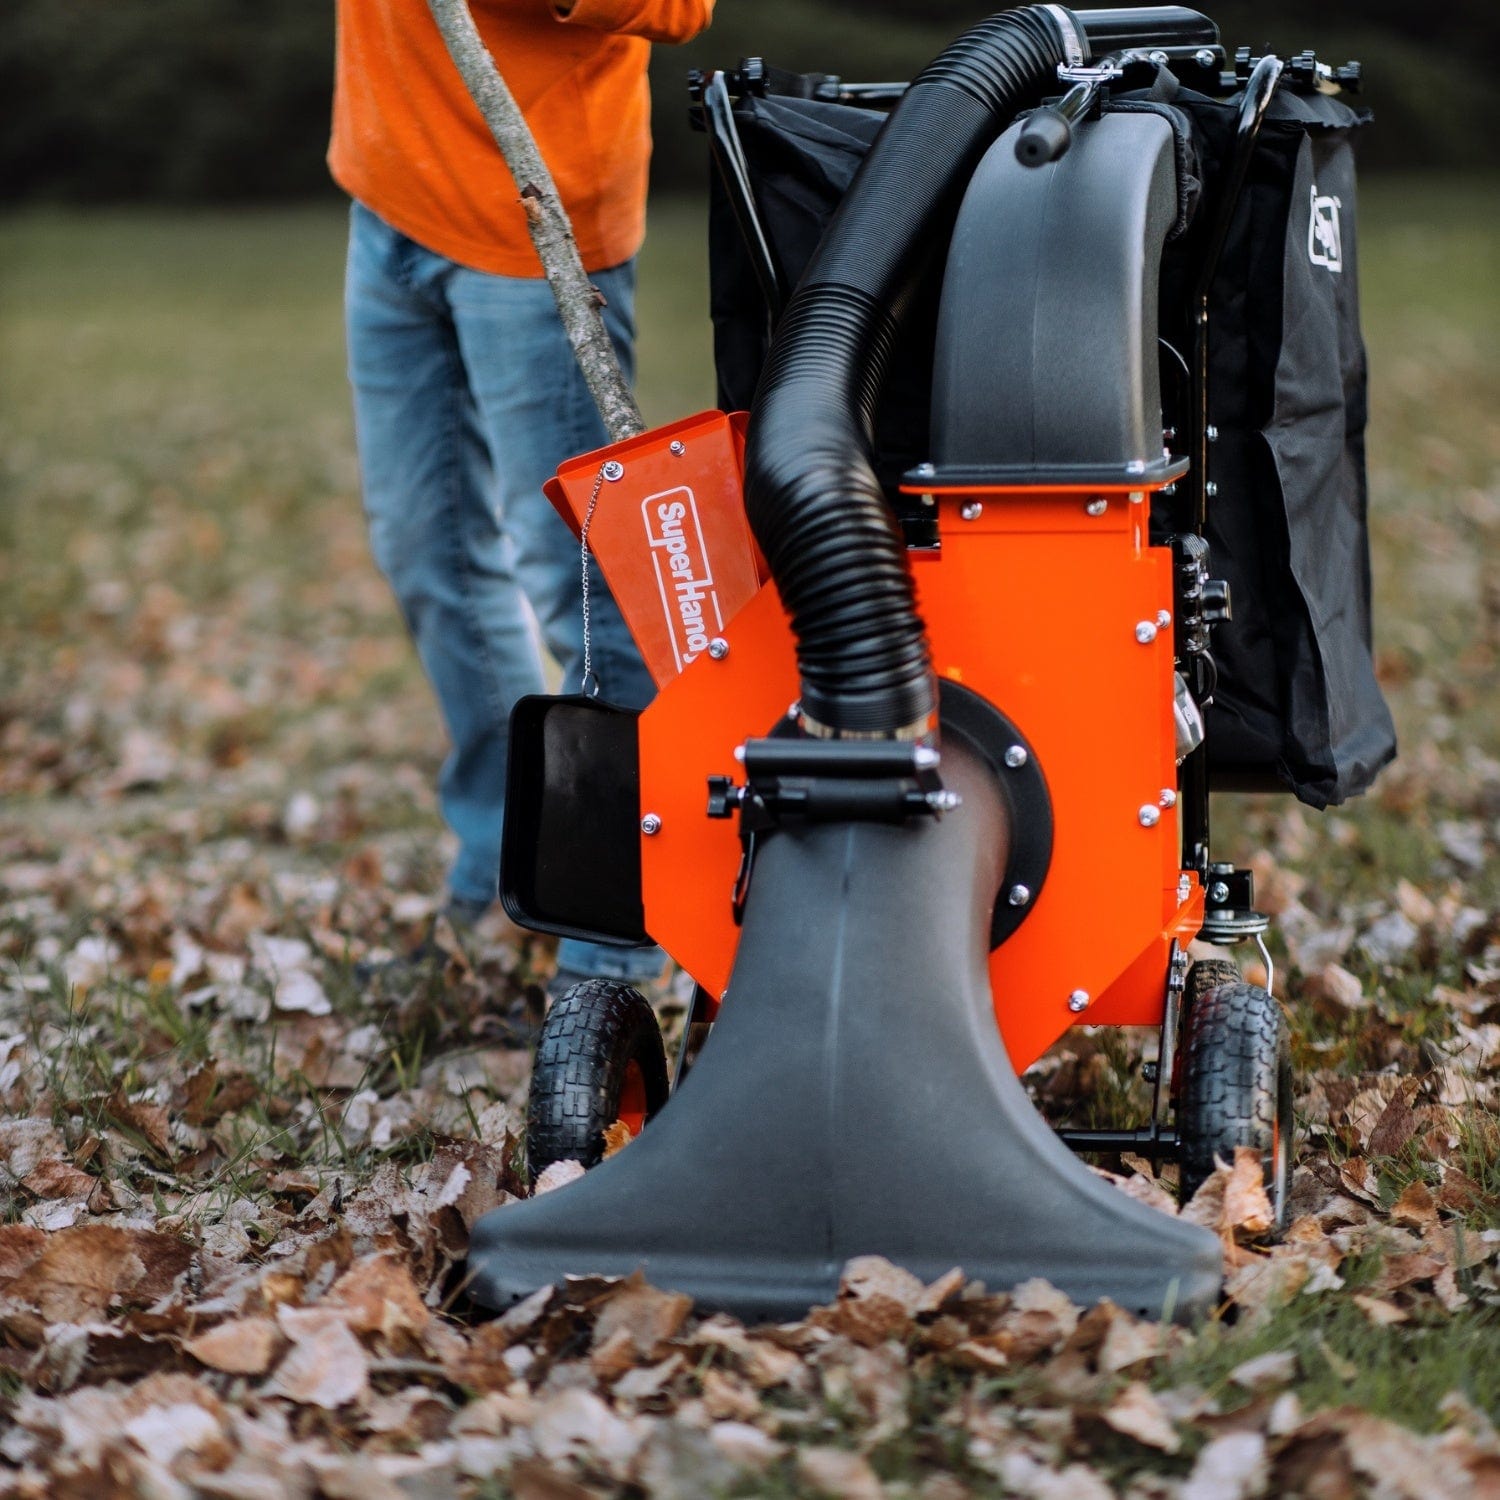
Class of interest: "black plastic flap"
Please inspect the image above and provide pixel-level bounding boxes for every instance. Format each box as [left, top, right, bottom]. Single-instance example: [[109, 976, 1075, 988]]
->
[[499, 695, 650, 947]]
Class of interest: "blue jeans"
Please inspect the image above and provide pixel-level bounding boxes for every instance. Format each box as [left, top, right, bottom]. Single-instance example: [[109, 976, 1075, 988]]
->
[[345, 201, 662, 983]]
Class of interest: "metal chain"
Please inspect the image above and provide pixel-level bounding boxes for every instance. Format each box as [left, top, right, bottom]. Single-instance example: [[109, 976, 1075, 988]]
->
[[577, 463, 608, 697]]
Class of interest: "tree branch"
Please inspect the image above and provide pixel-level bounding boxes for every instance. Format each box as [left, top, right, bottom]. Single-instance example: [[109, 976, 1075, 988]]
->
[[426, 0, 646, 443]]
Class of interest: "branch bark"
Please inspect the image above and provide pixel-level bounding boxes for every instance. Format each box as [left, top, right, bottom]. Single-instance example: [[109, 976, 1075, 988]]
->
[[426, 0, 646, 443]]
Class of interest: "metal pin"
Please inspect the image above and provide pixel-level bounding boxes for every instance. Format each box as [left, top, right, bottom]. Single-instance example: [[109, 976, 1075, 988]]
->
[[641, 813, 662, 835], [1138, 804, 1161, 827], [1068, 989, 1091, 1013], [602, 460, 625, 482], [707, 637, 729, 660], [1135, 621, 1158, 644], [1004, 744, 1028, 769]]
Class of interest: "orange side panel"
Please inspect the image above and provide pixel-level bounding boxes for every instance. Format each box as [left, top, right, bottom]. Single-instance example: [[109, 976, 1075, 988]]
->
[[638, 486, 1198, 1074], [547, 412, 763, 687]]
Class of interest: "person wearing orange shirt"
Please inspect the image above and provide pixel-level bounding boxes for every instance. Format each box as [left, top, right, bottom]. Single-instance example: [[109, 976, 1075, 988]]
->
[[329, 0, 713, 994]]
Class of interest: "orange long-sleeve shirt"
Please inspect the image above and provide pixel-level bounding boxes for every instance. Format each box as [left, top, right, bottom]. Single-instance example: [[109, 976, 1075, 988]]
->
[[330, 0, 714, 278]]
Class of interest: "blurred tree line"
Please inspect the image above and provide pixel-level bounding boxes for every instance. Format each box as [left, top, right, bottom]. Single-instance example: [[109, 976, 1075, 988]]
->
[[2, 0, 1495, 204]]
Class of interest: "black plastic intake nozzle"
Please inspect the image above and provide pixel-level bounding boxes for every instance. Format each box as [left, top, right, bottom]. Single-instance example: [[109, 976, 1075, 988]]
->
[[743, 6, 1085, 741]]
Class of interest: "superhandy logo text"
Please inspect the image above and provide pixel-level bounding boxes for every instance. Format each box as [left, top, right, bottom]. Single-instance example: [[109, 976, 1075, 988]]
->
[[642, 488, 724, 670]]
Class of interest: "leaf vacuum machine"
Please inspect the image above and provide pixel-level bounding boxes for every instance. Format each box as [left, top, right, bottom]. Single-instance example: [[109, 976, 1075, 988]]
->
[[469, 5, 1395, 1322]]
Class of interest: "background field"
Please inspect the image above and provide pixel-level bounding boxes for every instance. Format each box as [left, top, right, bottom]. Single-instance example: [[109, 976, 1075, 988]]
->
[[1, 178, 1499, 1491]]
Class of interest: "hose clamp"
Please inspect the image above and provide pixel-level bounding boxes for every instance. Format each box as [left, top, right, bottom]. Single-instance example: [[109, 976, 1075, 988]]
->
[[1041, 5, 1087, 68]]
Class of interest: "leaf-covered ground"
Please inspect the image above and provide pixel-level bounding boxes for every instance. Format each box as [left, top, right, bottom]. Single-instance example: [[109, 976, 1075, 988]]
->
[[1, 183, 1498, 1497]]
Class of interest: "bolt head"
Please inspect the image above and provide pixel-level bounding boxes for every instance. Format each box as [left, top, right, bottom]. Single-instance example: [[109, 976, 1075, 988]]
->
[[960, 500, 983, 522], [1135, 620, 1158, 644], [640, 813, 662, 835], [707, 637, 729, 660], [1159, 788, 1178, 809], [1195, 47, 1217, 67], [1206, 480, 1219, 498], [1138, 803, 1161, 827], [1207, 424, 1220, 443], [1085, 497, 1108, 517], [1008, 884, 1031, 907], [1156, 609, 1173, 629], [1209, 880, 1230, 904], [913, 462, 936, 479], [668, 440, 686, 456], [1004, 744, 1028, 769], [1068, 990, 1091, 1013], [602, 460, 625, 482]]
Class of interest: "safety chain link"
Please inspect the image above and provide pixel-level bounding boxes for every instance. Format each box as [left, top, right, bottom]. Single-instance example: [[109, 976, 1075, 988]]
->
[[577, 462, 608, 697]]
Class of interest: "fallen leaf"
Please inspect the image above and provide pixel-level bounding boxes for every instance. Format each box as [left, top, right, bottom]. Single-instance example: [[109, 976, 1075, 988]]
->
[[1182, 1431, 1268, 1500], [818, 1256, 925, 1347], [266, 1314, 369, 1408], [1229, 1349, 1298, 1391], [796, 1446, 884, 1500], [184, 1316, 282, 1376], [534, 1160, 585, 1195], [1103, 1380, 1181, 1453]]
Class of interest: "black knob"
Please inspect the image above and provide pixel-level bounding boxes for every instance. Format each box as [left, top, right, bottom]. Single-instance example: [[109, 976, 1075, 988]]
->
[[1201, 578, 1232, 625], [1015, 108, 1072, 168]]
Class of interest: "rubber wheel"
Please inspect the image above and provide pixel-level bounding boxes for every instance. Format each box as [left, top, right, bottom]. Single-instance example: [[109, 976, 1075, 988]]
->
[[1177, 980, 1292, 1231], [526, 979, 670, 1182]]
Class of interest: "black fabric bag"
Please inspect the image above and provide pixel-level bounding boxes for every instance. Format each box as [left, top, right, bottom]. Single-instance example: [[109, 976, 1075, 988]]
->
[[708, 90, 939, 496], [707, 76, 1395, 808], [1165, 87, 1395, 807]]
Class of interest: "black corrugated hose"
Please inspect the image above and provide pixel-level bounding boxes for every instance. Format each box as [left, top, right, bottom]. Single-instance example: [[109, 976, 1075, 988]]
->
[[744, 6, 1082, 740]]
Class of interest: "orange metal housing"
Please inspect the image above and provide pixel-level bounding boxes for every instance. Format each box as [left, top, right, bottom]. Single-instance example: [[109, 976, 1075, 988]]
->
[[545, 416, 1202, 1075]]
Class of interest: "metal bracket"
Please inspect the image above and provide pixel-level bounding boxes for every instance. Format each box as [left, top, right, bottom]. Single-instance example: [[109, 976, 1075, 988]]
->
[[708, 737, 955, 924]]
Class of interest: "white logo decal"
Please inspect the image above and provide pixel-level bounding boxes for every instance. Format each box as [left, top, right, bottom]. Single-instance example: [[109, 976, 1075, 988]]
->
[[642, 486, 724, 671], [1308, 185, 1343, 273]]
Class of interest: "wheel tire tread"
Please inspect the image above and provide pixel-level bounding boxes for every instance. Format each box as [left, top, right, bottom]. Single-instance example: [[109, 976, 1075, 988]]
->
[[1178, 980, 1289, 1219], [526, 980, 668, 1181]]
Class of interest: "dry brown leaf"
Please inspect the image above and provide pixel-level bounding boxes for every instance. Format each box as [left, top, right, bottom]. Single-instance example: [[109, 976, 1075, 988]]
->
[[1097, 1304, 1165, 1374], [988, 1278, 1079, 1364], [20, 1159, 102, 1203], [1351, 1293, 1410, 1326], [601, 1121, 633, 1159], [1103, 1380, 1181, 1453], [818, 1255, 926, 1347], [183, 1316, 282, 1375], [326, 1253, 430, 1342], [591, 1273, 692, 1358], [1368, 1081, 1423, 1158], [534, 1160, 586, 1195], [796, 1445, 885, 1500], [1229, 1348, 1298, 1391], [107, 1090, 172, 1158], [1390, 1179, 1439, 1229], [0, 1224, 195, 1327], [1182, 1430, 1268, 1500], [266, 1313, 369, 1408], [1221, 1147, 1275, 1238]]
